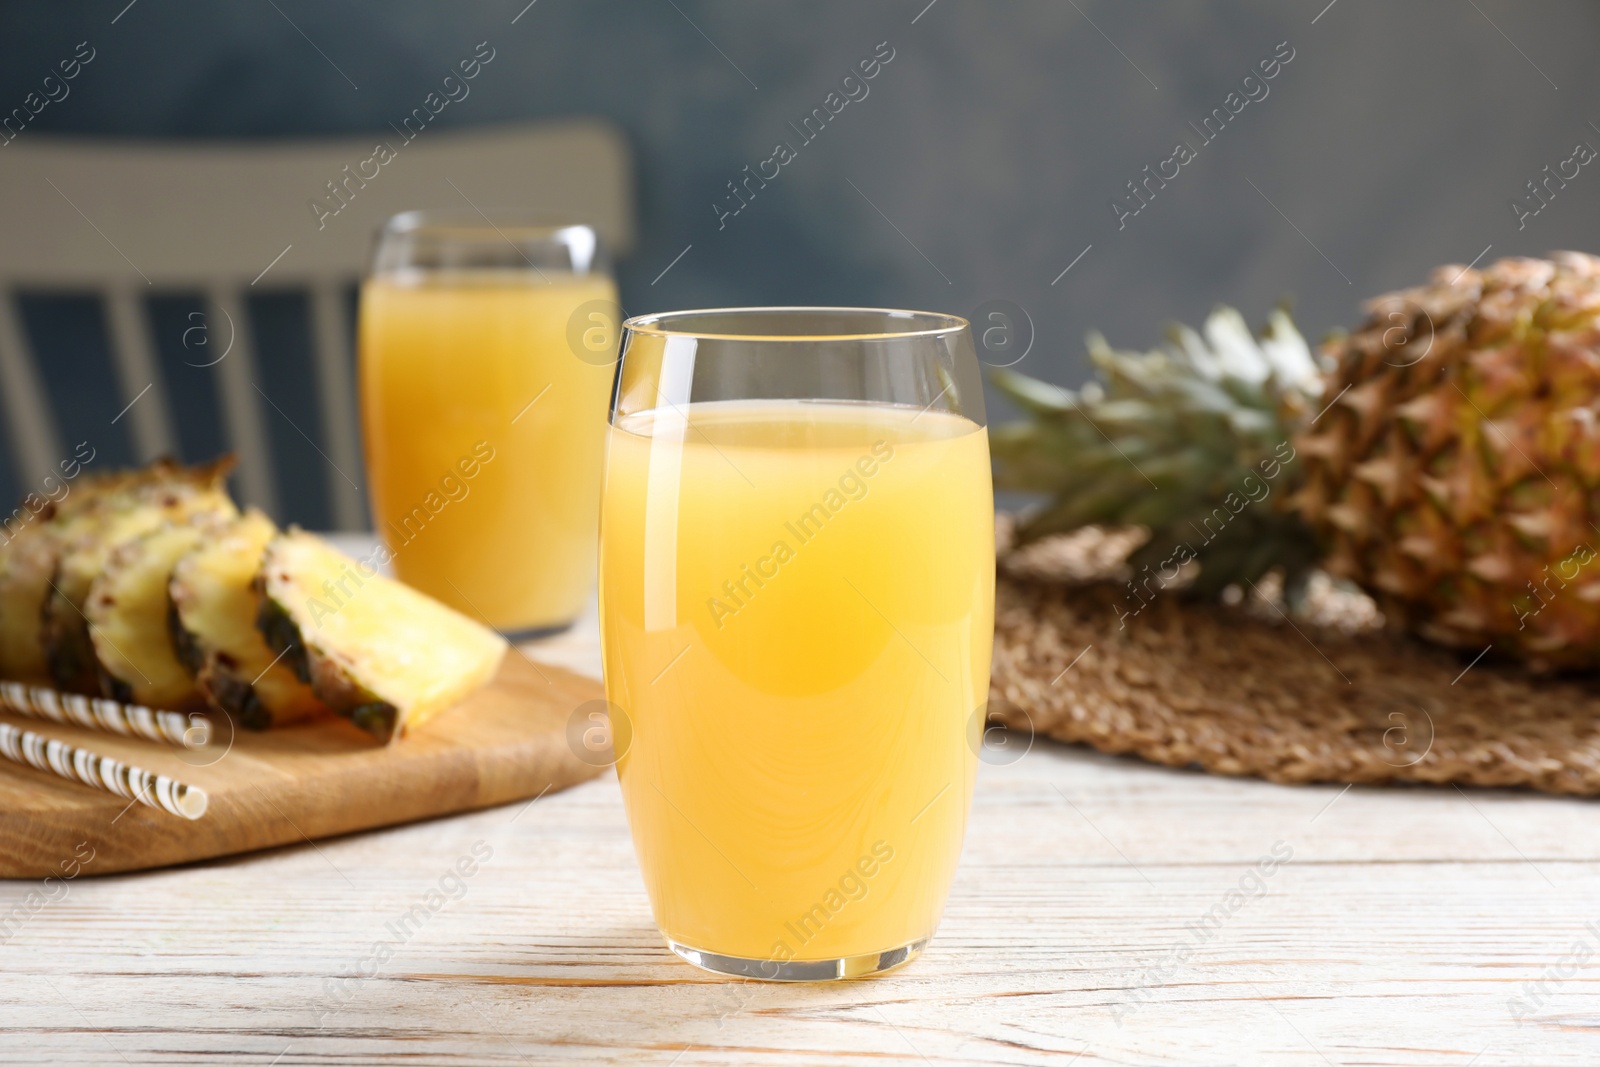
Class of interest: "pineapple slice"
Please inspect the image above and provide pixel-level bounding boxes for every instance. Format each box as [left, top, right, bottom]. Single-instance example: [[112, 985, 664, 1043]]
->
[[0, 469, 147, 683], [87, 520, 219, 710], [257, 529, 507, 742], [0, 524, 67, 683], [169, 510, 325, 728], [43, 458, 236, 692]]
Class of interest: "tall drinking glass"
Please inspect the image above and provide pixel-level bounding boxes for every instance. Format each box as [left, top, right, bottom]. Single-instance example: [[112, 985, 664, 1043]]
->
[[360, 212, 619, 636], [599, 308, 994, 980]]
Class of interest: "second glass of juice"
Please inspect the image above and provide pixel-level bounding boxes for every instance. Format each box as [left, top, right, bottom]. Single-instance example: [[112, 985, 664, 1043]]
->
[[360, 212, 619, 635]]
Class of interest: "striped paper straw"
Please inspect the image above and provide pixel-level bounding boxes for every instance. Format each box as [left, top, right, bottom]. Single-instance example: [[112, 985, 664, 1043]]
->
[[0, 721, 208, 819], [0, 680, 207, 747]]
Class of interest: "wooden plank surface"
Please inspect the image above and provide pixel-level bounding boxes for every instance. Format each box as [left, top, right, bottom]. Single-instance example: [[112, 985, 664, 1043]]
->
[[0, 652, 604, 877], [3, 605, 1599, 1064]]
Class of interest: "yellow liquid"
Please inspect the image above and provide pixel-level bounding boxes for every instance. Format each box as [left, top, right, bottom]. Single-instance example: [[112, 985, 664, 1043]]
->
[[360, 271, 618, 631], [600, 400, 993, 963]]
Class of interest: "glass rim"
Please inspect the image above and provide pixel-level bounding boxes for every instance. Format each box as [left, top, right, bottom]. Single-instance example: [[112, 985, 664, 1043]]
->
[[621, 306, 971, 342], [379, 209, 598, 243]]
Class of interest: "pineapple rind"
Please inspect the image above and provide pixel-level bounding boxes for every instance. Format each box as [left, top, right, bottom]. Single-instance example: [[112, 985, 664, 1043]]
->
[[1298, 251, 1600, 669]]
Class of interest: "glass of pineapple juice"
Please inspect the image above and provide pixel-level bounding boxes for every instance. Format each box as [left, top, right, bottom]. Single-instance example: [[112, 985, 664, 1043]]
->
[[599, 308, 994, 980], [360, 213, 619, 636]]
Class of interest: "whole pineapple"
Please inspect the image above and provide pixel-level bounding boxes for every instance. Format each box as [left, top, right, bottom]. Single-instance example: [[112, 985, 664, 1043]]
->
[[993, 251, 1600, 671]]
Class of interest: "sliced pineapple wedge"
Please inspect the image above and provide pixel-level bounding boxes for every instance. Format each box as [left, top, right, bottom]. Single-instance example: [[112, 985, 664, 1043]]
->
[[169, 509, 325, 728], [0, 469, 150, 683], [257, 529, 507, 742], [44, 458, 236, 692], [0, 524, 69, 684], [87, 520, 220, 710]]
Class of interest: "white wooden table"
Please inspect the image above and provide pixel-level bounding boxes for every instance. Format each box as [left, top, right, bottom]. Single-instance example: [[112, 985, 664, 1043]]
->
[[3, 599, 1598, 1065]]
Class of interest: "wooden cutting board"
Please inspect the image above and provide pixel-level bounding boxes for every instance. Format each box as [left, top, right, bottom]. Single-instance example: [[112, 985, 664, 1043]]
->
[[0, 653, 606, 878]]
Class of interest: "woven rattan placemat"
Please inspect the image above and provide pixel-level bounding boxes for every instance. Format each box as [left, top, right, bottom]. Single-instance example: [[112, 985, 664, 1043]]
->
[[988, 523, 1600, 796]]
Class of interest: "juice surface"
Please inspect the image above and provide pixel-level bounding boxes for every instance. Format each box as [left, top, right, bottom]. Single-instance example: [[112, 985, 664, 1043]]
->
[[600, 399, 994, 962], [360, 270, 617, 631]]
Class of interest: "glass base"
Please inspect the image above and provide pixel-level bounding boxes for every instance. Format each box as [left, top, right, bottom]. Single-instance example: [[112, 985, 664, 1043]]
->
[[667, 937, 927, 982], [499, 619, 577, 642]]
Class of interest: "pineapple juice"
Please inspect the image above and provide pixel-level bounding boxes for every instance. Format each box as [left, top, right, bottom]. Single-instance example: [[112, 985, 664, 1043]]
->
[[360, 270, 618, 631], [599, 400, 993, 962]]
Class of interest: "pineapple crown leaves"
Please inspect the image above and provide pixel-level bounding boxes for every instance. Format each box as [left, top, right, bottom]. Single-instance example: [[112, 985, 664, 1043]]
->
[[991, 305, 1328, 597]]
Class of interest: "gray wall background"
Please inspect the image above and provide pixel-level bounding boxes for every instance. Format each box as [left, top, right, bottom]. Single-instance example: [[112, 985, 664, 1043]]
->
[[2, 1, 1598, 523]]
